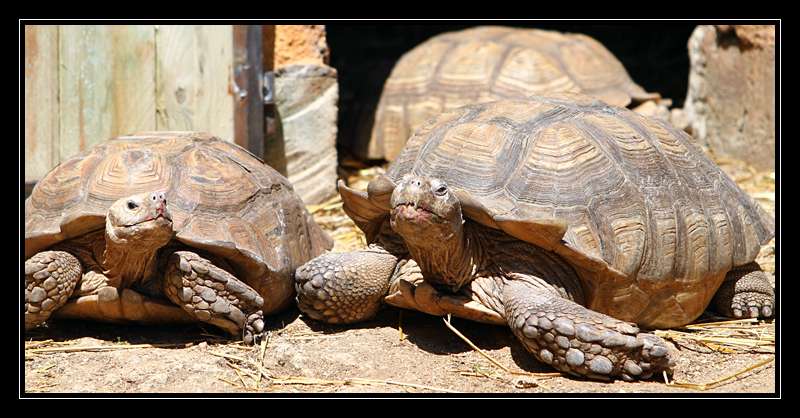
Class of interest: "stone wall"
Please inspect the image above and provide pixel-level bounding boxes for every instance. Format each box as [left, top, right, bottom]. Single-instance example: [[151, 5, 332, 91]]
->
[[264, 25, 339, 204], [267, 25, 330, 67], [683, 25, 775, 170]]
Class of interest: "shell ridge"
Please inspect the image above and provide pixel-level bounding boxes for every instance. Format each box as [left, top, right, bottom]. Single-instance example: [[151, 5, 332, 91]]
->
[[654, 117, 774, 248], [612, 111, 693, 279], [409, 103, 488, 178]]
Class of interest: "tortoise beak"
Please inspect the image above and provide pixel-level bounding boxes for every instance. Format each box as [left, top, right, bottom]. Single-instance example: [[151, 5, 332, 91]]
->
[[156, 201, 172, 222]]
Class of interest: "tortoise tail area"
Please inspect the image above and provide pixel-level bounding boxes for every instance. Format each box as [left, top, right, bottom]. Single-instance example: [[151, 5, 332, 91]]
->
[[306, 210, 334, 256], [755, 202, 775, 246]]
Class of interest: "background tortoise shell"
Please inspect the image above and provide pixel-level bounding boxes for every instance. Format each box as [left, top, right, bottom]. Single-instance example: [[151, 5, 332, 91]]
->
[[347, 96, 774, 327], [366, 26, 660, 161], [25, 132, 332, 314]]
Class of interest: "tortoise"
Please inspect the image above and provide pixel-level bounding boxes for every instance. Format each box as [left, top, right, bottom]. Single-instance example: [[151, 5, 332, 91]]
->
[[25, 132, 332, 344], [360, 26, 664, 162], [295, 96, 775, 381]]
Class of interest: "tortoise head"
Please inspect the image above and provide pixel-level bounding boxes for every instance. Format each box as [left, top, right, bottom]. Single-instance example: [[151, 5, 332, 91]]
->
[[389, 174, 464, 246], [105, 191, 174, 249]]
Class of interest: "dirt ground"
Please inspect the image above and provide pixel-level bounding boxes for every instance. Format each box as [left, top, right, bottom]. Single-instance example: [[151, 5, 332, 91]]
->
[[22, 157, 777, 396]]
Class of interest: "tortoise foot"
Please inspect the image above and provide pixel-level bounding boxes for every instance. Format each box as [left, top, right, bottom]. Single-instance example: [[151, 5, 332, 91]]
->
[[25, 251, 82, 330], [505, 281, 675, 381], [713, 263, 775, 319], [164, 251, 264, 344], [731, 291, 774, 319], [295, 248, 398, 324], [512, 309, 675, 381]]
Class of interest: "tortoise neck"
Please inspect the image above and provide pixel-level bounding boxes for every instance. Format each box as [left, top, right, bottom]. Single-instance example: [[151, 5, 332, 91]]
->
[[404, 221, 487, 292], [407, 221, 586, 304], [102, 231, 161, 287]]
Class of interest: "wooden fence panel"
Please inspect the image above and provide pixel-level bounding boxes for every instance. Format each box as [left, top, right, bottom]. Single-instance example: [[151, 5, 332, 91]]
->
[[58, 25, 157, 162], [155, 25, 235, 140], [24, 26, 59, 183], [25, 24, 239, 187]]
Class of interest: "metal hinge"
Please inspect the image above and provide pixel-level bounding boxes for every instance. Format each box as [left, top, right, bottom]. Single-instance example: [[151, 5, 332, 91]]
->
[[263, 71, 275, 105]]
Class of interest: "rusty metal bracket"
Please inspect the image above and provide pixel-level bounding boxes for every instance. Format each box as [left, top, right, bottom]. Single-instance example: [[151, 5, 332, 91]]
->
[[263, 71, 275, 105]]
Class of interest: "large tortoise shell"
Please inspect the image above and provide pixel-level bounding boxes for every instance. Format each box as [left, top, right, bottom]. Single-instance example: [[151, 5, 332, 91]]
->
[[367, 26, 659, 161], [344, 96, 774, 327], [25, 132, 332, 311]]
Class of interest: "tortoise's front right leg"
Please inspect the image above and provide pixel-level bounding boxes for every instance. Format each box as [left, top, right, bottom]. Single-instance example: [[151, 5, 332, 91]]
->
[[163, 251, 265, 344], [504, 280, 675, 381], [25, 251, 82, 330], [295, 245, 400, 324]]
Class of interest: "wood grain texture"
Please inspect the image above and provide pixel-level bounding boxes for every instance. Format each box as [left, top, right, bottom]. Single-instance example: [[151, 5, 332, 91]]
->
[[26, 25, 253, 184], [363, 97, 774, 327], [369, 26, 659, 161], [155, 25, 235, 139], [24, 26, 59, 183], [58, 26, 156, 162]]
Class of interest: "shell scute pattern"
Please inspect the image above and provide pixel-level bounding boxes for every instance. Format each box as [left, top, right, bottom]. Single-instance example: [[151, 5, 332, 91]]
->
[[369, 26, 658, 161], [378, 98, 773, 325], [26, 133, 330, 281]]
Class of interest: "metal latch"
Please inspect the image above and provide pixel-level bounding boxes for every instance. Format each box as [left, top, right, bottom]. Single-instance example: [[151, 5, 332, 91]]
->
[[263, 71, 275, 105]]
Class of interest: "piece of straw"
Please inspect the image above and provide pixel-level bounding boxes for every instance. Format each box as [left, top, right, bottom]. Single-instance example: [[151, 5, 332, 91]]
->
[[26, 342, 191, 354], [270, 376, 458, 393], [667, 357, 774, 391], [442, 314, 555, 389]]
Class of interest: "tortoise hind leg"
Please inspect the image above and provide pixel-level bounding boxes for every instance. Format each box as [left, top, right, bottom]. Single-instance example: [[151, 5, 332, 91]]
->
[[25, 251, 82, 330], [163, 251, 265, 344], [712, 262, 775, 319], [503, 280, 674, 381]]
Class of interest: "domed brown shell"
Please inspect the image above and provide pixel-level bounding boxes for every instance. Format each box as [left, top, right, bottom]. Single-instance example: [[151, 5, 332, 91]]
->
[[347, 97, 774, 327], [366, 26, 660, 161], [25, 132, 332, 313]]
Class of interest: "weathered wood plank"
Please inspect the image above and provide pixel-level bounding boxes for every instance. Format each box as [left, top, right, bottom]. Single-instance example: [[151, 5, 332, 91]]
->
[[58, 25, 156, 161], [155, 25, 235, 140], [24, 25, 59, 182]]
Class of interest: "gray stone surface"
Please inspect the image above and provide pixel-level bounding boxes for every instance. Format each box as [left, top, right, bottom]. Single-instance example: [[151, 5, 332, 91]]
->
[[683, 25, 775, 170], [267, 64, 339, 205]]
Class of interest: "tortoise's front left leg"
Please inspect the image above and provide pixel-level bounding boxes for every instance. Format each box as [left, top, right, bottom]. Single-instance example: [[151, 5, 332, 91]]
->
[[163, 251, 265, 344], [503, 280, 675, 381], [295, 245, 401, 324], [25, 251, 82, 330]]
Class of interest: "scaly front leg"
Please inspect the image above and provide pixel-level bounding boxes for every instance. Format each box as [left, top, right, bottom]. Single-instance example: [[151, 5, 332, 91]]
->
[[295, 245, 400, 324], [163, 251, 265, 344], [503, 280, 675, 381], [25, 251, 82, 330]]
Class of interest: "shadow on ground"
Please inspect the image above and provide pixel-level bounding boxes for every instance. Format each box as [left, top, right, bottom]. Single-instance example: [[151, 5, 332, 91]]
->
[[24, 319, 230, 347]]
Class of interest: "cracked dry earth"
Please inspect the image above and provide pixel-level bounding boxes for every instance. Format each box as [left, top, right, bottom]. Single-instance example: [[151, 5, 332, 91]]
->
[[23, 158, 777, 395]]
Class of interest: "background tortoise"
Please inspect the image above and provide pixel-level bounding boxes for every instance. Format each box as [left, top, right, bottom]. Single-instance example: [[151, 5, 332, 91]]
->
[[295, 96, 775, 380], [361, 26, 662, 161], [25, 132, 332, 344]]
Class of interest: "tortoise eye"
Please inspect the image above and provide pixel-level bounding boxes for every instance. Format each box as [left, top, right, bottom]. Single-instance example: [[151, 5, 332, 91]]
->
[[127, 201, 138, 210], [433, 185, 448, 196]]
